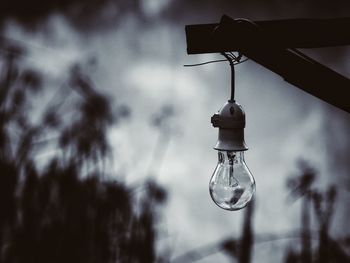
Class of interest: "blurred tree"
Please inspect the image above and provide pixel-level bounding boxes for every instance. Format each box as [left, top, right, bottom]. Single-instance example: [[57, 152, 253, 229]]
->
[[0, 42, 167, 263], [286, 160, 350, 263], [221, 199, 255, 263], [287, 160, 316, 263]]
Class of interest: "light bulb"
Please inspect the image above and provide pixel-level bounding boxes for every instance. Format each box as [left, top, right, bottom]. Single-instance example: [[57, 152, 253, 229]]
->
[[209, 150, 255, 210]]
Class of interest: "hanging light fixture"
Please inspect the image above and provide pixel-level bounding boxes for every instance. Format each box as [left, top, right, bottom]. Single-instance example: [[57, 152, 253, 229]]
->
[[185, 15, 350, 211], [184, 52, 255, 211], [208, 53, 255, 211]]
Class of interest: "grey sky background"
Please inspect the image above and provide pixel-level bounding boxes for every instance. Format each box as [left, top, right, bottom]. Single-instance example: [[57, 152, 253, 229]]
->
[[2, 0, 350, 261]]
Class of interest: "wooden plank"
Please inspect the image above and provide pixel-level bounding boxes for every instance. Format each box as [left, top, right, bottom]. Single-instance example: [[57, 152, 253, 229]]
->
[[185, 15, 350, 113], [186, 16, 350, 54]]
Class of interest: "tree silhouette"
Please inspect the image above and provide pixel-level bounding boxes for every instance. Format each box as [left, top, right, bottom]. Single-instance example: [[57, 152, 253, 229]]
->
[[287, 160, 316, 263], [286, 160, 349, 263], [0, 42, 167, 263]]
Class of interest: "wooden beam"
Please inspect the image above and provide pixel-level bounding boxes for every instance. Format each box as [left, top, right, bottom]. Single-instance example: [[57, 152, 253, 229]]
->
[[185, 15, 350, 113], [186, 16, 350, 54]]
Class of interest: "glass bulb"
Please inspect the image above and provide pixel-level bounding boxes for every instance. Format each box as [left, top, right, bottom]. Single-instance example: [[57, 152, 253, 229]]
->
[[209, 151, 255, 211]]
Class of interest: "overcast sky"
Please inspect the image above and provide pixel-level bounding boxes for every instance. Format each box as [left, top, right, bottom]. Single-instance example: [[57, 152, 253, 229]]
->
[[2, 1, 350, 261]]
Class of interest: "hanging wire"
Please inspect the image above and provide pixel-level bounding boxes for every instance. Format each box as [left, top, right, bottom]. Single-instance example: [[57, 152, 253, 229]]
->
[[183, 57, 248, 67], [221, 52, 236, 101], [183, 52, 248, 102], [183, 59, 228, 67]]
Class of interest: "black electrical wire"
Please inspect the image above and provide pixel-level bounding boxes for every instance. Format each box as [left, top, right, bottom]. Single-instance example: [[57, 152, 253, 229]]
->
[[221, 52, 236, 102], [183, 58, 248, 67], [183, 53, 248, 102], [183, 59, 228, 67]]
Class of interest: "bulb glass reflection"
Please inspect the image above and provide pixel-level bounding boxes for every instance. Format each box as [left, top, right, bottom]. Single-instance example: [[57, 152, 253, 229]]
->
[[209, 151, 255, 210]]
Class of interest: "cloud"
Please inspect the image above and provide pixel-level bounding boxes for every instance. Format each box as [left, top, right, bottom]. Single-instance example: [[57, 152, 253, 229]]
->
[[0, 0, 141, 31]]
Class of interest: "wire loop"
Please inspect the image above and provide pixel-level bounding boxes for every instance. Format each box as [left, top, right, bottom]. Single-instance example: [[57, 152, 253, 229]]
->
[[183, 52, 248, 102]]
